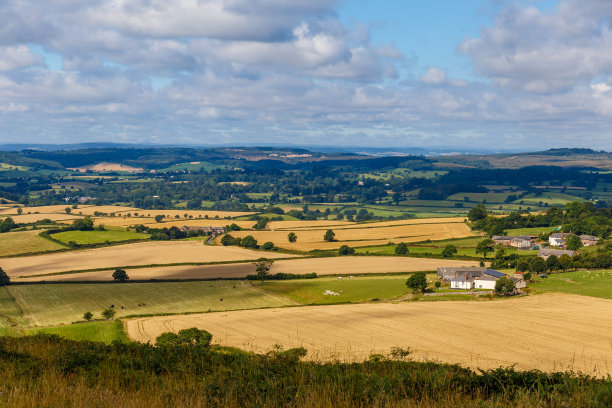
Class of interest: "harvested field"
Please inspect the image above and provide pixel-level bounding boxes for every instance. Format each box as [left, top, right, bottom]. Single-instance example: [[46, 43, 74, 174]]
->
[[70, 162, 144, 172], [127, 293, 612, 377], [221, 220, 473, 250], [91, 217, 254, 229], [0, 230, 65, 257], [112, 209, 254, 219], [1, 213, 80, 223], [3, 241, 294, 278], [0, 205, 78, 215], [15, 256, 481, 282], [267, 220, 353, 230]]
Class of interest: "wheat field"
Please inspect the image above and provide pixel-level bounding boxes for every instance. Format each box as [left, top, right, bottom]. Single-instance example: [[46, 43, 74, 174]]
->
[[127, 293, 612, 377]]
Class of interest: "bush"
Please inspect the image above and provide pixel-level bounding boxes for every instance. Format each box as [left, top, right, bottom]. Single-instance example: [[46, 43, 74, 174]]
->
[[406, 272, 427, 293], [495, 276, 515, 296], [262, 241, 275, 251], [287, 232, 297, 242], [338, 245, 355, 255], [112, 269, 129, 282], [442, 245, 457, 258], [156, 328, 213, 348], [395, 242, 408, 255], [324, 229, 335, 242], [240, 235, 258, 249]]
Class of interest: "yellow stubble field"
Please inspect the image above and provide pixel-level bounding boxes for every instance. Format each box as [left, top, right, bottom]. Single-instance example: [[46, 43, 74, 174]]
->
[[222, 219, 474, 250], [127, 293, 612, 377], [15, 256, 481, 282], [2, 241, 295, 278]]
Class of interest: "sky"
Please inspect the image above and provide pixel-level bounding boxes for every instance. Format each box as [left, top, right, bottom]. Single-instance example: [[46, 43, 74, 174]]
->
[[1, 0, 612, 150]]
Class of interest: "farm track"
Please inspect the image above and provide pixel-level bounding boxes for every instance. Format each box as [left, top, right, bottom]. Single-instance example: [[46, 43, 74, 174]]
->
[[127, 293, 612, 377]]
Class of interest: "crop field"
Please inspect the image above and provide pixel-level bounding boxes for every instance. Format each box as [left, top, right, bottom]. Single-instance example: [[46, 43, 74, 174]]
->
[[0, 287, 26, 336], [3, 241, 294, 278], [517, 192, 585, 205], [27, 320, 130, 344], [17, 256, 483, 282], [2, 213, 81, 224], [267, 220, 353, 230], [51, 229, 151, 245], [9, 281, 297, 327], [222, 219, 473, 251], [110, 209, 254, 219], [446, 192, 520, 203], [531, 270, 612, 299], [0, 230, 66, 257], [127, 293, 612, 377]]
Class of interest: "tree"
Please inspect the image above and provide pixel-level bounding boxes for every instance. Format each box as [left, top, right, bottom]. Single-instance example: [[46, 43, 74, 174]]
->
[[253, 217, 269, 230], [324, 229, 336, 242], [494, 276, 515, 296], [441, 245, 457, 258], [252, 258, 274, 283], [262, 241, 275, 251], [517, 260, 530, 272], [83, 311, 93, 321], [154, 214, 164, 223], [338, 245, 355, 255], [529, 257, 547, 274], [287, 232, 297, 243], [523, 272, 532, 282], [240, 235, 258, 249], [395, 242, 408, 255], [475, 239, 495, 258], [112, 269, 129, 282], [406, 272, 428, 293], [0, 267, 10, 286], [65, 207, 71, 214], [101, 308, 116, 320], [467, 204, 487, 221], [565, 234, 583, 251], [546, 255, 561, 271], [72, 217, 94, 231], [156, 328, 212, 348], [17, 208, 22, 215], [559, 254, 573, 271], [434, 281, 441, 288]]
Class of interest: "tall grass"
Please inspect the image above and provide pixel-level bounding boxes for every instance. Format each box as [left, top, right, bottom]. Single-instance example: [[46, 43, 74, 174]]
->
[[0, 335, 610, 407]]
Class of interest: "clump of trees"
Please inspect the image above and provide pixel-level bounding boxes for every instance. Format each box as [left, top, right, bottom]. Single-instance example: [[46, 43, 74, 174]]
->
[[442, 244, 457, 258], [406, 272, 428, 293], [156, 328, 213, 348], [0, 217, 16, 233], [395, 242, 408, 255], [338, 245, 355, 255], [112, 269, 129, 282], [494, 276, 515, 296]]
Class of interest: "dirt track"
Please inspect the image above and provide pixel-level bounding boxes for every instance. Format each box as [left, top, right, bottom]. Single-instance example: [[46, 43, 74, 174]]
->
[[127, 293, 612, 377]]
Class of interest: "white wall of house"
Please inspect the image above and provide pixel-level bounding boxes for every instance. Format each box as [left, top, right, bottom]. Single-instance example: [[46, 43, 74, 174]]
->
[[451, 280, 472, 290], [474, 279, 496, 290]]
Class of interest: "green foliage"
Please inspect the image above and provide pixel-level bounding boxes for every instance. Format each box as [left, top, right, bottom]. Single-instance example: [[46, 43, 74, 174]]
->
[[530, 257, 547, 274], [240, 235, 258, 249], [545, 255, 561, 271], [287, 232, 297, 242], [0, 217, 16, 233], [112, 269, 129, 282], [565, 234, 583, 250], [156, 327, 213, 348], [253, 217, 269, 230], [0, 267, 10, 286], [221, 234, 241, 246], [338, 245, 355, 255], [323, 229, 336, 242], [101, 308, 116, 320], [65, 207, 71, 214], [434, 281, 441, 288], [475, 239, 495, 258], [154, 214, 164, 223], [83, 312, 93, 321], [252, 258, 274, 282], [441, 244, 457, 258], [394, 242, 408, 255], [495, 276, 515, 296], [226, 223, 241, 231], [406, 272, 428, 293], [262, 241, 275, 251], [71, 217, 94, 231], [559, 254, 573, 271], [467, 204, 487, 221]]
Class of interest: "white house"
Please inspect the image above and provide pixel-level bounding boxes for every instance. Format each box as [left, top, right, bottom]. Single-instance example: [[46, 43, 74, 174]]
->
[[473, 275, 498, 290]]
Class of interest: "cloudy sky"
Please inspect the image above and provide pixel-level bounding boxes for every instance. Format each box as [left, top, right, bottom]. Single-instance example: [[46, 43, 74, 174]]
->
[[1, 0, 611, 149]]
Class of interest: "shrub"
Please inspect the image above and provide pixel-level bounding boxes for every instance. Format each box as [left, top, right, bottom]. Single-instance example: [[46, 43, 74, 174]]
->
[[262, 241, 275, 251], [338, 245, 355, 255], [395, 242, 408, 255]]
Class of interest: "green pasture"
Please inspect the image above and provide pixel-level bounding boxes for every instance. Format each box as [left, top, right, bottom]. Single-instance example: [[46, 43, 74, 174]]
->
[[51, 229, 150, 245], [159, 161, 229, 172], [27, 320, 130, 344], [0, 230, 66, 257], [0, 287, 26, 336], [262, 275, 425, 305], [504, 226, 556, 236], [0, 162, 30, 171], [530, 269, 612, 299], [8, 281, 296, 327], [446, 192, 520, 203], [515, 192, 585, 206]]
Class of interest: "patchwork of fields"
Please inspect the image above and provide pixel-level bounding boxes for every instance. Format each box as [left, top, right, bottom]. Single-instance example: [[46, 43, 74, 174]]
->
[[127, 293, 612, 377]]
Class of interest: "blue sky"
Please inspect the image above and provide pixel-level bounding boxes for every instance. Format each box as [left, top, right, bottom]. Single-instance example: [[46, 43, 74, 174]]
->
[[1, 0, 611, 150]]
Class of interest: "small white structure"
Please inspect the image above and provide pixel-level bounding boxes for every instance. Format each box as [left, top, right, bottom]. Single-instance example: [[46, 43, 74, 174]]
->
[[473, 275, 498, 290], [451, 275, 473, 290], [549, 233, 571, 247]]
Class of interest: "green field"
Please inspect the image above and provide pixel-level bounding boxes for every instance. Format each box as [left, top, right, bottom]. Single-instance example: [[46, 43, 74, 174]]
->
[[52, 229, 151, 245], [27, 320, 130, 344], [446, 192, 520, 203], [504, 226, 556, 236], [159, 161, 229, 172], [0, 230, 66, 256], [0, 287, 26, 336], [516, 192, 585, 206], [8, 281, 296, 327], [530, 269, 612, 299], [263, 275, 422, 305]]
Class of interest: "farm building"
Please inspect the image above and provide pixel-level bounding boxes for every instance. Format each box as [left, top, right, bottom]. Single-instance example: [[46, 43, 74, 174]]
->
[[579, 235, 599, 246], [437, 267, 485, 281], [538, 248, 575, 259], [440, 267, 507, 290], [549, 232, 574, 247], [492, 235, 536, 249], [180, 226, 226, 235]]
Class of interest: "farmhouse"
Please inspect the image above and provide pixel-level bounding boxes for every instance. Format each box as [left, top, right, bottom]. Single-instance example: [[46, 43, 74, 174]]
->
[[437, 266, 485, 281], [180, 226, 226, 235], [549, 232, 574, 248], [579, 235, 599, 246], [538, 248, 575, 259], [438, 267, 508, 290]]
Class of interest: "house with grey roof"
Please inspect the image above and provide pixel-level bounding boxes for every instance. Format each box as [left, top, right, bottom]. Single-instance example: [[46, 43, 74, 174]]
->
[[538, 248, 575, 259], [579, 235, 599, 246]]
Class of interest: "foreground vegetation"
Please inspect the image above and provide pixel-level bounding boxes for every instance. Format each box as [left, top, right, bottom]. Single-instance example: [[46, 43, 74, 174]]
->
[[0, 334, 609, 407]]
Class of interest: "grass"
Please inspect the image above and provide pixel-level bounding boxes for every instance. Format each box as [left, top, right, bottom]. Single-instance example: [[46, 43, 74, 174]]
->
[[0, 287, 26, 336], [262, 275, 424, 304], [26, 320, 130, 344], [504, 226, 556, 236], [516, 192, 585, 205], [0, 230, 66, 257], [530, 269, 612, 299], [51, 229, 151, 245], [8, 281, 296, 327], [447, 192, 520, 203]]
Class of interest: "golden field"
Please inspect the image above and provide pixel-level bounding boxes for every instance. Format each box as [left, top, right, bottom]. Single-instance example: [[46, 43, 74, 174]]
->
[[2, 241, 294, 278], [0, 213, 80, 223], [268, 217, 467, 231], [0, 230, 66, 257], [221, 219, 474, 250], [127, 293, 612, 377], [14, 256, 481, 282]]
